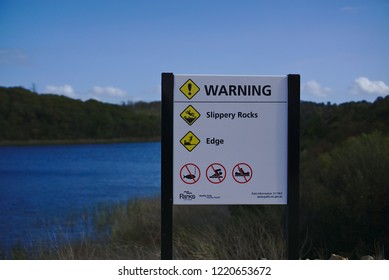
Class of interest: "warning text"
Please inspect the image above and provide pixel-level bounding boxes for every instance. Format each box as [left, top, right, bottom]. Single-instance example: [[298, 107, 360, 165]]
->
[[204, 84, 271, 96], [206, 111, 258, 120]]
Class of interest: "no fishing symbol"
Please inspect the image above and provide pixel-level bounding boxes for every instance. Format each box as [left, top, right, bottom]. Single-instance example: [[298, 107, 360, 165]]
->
[[180, 163, 201, 184], [232, 163, 253, 184], [206, 163, 226, 184]]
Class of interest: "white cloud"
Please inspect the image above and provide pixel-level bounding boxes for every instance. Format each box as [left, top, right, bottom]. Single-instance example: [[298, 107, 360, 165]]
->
[[340, 6, 360, 13], [350, 77, 389, 96], [44, 85, 128, 103], [45, 84, 76, 98], [92, 86, 126, 97], [301, 80, 332, 98]]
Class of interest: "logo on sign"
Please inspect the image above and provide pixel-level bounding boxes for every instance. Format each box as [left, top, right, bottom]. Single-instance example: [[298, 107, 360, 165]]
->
[[179, 190, 196, 201], [180, 79, 200, 100]]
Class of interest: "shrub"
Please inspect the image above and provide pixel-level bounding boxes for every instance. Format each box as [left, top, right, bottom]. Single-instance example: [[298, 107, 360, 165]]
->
[[301, 132, 389, 258]]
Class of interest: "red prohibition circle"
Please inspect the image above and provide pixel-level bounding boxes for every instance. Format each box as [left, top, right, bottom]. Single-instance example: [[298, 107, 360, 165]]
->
[[206, 163, 226, 184], [232, 163, 253, 184], [180, 163, 201, 184]]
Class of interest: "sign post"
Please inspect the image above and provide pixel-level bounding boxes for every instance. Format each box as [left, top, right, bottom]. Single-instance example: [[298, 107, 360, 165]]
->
[[287, 74, 300, 260], [161, 73, 174, 260], [161, 73, 300, 259]]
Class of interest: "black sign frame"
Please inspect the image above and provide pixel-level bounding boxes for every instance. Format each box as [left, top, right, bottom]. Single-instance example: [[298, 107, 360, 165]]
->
[[161, 73, 300, 260]]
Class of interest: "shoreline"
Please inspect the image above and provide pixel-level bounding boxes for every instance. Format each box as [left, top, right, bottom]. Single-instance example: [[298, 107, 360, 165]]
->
[[0, 137, 161, 147]]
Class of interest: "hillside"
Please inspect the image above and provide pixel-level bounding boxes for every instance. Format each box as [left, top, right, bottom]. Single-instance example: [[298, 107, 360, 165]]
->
[[1, 86, 389, 146], [0, 86, 160, 143], [299, 97, 389, 258], [301, 97, 389, 153]]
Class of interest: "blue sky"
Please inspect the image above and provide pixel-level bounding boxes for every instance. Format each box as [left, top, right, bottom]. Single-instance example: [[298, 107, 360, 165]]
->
[[1, 0, 388, 104]]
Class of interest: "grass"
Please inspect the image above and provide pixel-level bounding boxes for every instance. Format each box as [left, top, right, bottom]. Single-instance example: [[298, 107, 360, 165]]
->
[[3, 197, 384, 260], [173, 205, 286, 259], [2, 197, 287, 259]]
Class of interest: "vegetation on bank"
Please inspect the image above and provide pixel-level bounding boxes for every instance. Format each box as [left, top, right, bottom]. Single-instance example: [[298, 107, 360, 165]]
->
[[0, 86, 160, 143], [299, 97, 389, 258], [1, 86, 389, 259], [4, 191, 386, 260], [4, 198, 286, 260], [1, 86, 389, 146]]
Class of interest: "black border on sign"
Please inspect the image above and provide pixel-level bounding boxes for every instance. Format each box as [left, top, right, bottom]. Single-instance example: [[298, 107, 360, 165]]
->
[[161, 73, 173, 260], [287, 74, 300, 260]]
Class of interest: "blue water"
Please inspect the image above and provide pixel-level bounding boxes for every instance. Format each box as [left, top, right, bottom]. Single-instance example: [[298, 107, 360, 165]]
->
[[0, 142, 160, 254]]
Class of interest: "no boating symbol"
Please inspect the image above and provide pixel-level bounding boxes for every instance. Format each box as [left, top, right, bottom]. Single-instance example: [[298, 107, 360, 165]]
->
[[232, 163, 253, 184], [206, 163, 226, 184], [180, 163, 201, 184]]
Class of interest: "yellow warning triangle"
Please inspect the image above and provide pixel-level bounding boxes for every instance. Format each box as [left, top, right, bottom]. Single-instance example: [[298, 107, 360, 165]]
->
[[180, 131, 200, 152], [180, 79, 200, 100]]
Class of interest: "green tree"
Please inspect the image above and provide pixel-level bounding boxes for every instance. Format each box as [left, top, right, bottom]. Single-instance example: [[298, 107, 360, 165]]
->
[[301, 132, 389, 258]]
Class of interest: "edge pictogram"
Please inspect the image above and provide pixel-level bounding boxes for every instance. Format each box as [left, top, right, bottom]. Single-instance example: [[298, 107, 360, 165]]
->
[[180, 131, 200, 152]]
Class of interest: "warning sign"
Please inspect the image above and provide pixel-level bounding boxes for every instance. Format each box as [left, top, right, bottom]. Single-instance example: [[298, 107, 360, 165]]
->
[[180, 105, 201, 126], [206, 163, 226, 184], [232, 163, 253, 184], [180, 163, 200, 184], [169, 74, 293, 205], [180, 131, 200, 152], [180, 79, 200, 100]]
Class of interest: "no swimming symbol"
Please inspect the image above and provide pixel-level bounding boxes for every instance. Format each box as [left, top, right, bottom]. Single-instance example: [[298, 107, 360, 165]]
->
[[206, 163, 226, 184]]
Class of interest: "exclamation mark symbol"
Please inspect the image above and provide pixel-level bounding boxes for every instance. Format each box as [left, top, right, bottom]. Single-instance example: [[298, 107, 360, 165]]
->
[[188, 82, 192, 95]]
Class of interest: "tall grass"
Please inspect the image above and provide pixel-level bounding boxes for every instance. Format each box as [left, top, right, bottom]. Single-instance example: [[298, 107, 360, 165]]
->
[[3, 196, 385, 259], [173, 205, 285, 259], [3, 197, 286, 259]]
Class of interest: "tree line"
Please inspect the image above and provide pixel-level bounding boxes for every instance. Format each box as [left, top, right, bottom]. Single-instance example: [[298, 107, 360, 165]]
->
[[2, 86, 388, 146], [0, 86, 160, 142]]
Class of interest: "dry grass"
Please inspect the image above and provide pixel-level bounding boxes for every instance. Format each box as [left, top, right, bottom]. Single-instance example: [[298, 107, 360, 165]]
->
[[4, 197, 288, 259], [3, 198, 385, 260], [173, 205, 285, 259]]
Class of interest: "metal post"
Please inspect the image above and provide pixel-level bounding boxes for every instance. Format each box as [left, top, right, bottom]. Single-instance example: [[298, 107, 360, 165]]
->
[[286, 74, 300, 260], [161, 73, 174, 260]]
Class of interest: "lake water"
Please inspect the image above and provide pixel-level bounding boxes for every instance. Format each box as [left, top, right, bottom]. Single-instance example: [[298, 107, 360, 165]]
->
[[0, 142, 161, 254]]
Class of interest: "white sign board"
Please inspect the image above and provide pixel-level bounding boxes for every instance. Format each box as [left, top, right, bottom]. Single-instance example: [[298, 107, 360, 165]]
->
[[173, 75, 288, 205]]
